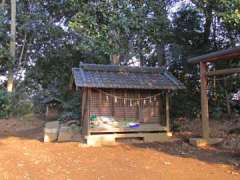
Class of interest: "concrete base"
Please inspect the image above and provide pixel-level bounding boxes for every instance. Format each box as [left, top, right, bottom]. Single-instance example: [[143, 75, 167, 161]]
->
[[85, 132, 173, 147], [44, 121, 60, 143], [58, 125, 80, 142], [44, 121, 81, 143], [189, 138, 223, 147], [58, 126, 74, 142]]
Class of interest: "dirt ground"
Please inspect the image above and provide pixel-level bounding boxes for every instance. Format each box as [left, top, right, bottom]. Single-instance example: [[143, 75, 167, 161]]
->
[[0, 116, 239, 180]]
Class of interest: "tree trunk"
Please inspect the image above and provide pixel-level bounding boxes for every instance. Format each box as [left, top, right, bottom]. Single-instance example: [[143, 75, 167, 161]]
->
[[111, 54, 120, 65], [139, 53, 144, 67], [225, 91, 231, 118], [7, 0, 16, 92], [224, 78, 231, 118], [157, 44, 166, 66], [203, 3, 213, 45]]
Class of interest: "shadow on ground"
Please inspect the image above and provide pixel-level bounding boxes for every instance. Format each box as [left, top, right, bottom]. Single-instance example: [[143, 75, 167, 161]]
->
[[131, 139, 240, 171], [0, 127, 43, 141], [0, 117, 44, 141]]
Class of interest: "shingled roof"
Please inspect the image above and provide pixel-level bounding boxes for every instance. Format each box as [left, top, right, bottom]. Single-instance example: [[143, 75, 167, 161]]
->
[[72, 64, 185, 90]]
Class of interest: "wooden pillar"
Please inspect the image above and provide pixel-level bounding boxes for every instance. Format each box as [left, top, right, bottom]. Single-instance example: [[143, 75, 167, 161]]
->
[[138, 92, 143, 122], [200, 62, 210, 139], [123, 90, 127, 121], [99, 90, 103, 114], [81, 88, 86, 135], [87, 88, 91, 136], [81, 88, 89, 136], [158, 94, 162, 125], [111, 89, 115, 117], [166, 92, 170, 132]]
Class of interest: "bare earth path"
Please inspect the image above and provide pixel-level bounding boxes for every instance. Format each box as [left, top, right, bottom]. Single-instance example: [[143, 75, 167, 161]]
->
[[0, 117, 239, 180]]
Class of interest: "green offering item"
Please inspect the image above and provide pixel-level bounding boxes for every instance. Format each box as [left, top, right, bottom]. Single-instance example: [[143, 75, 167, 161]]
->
[[90, 115, 97, 121]]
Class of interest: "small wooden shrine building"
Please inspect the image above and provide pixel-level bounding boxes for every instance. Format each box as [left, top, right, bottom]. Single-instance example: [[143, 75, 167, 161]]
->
[[72, 63, 185, 145], [42, 97, 62, 121]]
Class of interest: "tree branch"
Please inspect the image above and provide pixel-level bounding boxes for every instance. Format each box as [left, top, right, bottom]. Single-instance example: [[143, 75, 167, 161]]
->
[[1, 0, 5, 8], [18, 33, 27, 66]]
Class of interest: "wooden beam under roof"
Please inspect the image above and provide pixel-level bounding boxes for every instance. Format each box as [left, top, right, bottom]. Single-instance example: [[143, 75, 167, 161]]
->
[[188, 47, 240, 64], [206, 68, 240, 76]]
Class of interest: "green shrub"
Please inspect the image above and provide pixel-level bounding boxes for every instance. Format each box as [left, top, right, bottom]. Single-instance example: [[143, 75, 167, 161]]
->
[[11, 99, 33, 117], [211, 106, 223, 120], [10, 89, 34, 117], [0, 89, 11, 118], [0, 89, 34, 118], [58, 92, 81, 121], [171, 91, 201, 119]]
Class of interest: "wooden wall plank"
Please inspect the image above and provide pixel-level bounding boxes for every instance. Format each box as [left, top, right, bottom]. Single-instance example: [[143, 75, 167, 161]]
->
[[88, 89, 163, 123]]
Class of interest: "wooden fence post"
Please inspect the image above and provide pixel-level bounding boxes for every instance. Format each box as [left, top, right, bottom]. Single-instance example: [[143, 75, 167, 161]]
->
[[200, 62, 210, 139]]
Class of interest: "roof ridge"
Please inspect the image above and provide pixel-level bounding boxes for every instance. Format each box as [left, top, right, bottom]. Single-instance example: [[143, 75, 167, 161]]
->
[[79, 63, 165, 73]]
